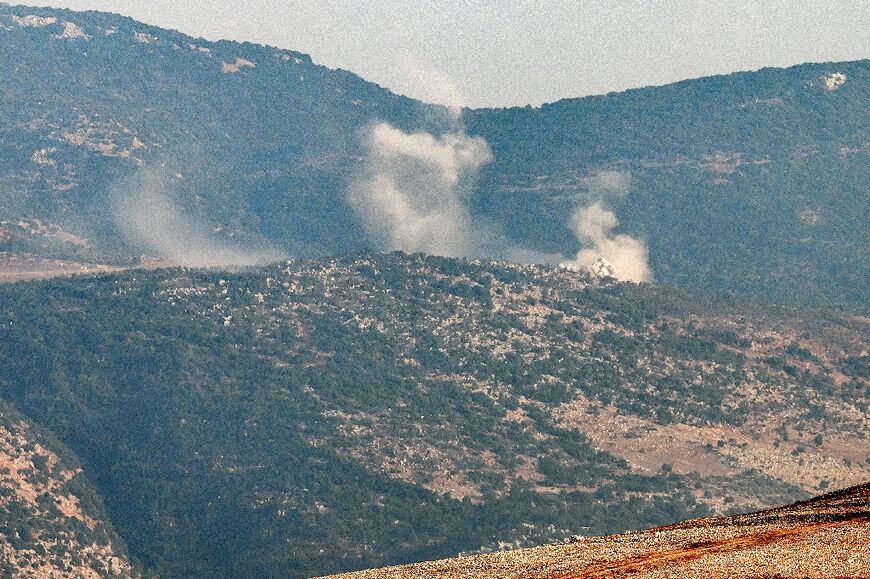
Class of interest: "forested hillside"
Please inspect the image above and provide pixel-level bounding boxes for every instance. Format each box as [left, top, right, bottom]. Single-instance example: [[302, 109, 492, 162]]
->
[[0, 253, 866, 576], [1, 4, 868, 309], [466, 64, 870, 308]]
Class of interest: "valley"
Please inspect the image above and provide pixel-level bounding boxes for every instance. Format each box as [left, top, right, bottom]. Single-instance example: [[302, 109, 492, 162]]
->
[[0, 253, 865, 576], [0, 4, 867, 577]]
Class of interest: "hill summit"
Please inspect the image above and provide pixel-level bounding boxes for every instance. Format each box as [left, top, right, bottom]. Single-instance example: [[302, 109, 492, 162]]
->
[[0, 4, 868, 309]]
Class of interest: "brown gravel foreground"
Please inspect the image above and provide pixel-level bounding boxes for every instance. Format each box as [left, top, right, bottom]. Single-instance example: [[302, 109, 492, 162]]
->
[[322, 482, 870, 579]]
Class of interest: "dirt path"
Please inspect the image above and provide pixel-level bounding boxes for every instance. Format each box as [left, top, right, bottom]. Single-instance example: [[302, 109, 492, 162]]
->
[[556, 515, 869, 578]]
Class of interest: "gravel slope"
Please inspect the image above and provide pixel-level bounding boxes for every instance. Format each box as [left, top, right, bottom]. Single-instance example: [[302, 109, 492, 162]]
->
[[327, 482, 869, 578]]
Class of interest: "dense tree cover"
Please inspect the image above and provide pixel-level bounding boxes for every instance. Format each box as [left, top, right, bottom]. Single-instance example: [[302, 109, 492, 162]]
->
[[1, 5, 868, 310], [0, 271, 701, 575], [0, 253, 865, 576]]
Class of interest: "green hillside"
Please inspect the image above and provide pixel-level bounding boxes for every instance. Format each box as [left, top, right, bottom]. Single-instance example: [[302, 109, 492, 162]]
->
[[1, 5, 867, 309], [0, 253, 866, 576]]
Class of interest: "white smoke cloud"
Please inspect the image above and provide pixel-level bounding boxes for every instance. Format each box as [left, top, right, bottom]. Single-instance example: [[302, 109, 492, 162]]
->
[[347, 127, 650, 282], [395, 60, 465, 120], [588, 170, 632, 197], [348, 63, 569, 264], [347, 122, 493, 257], [112, 169, 284, 268], [347, 63, 649, 281], [561, 201, 652, 283]]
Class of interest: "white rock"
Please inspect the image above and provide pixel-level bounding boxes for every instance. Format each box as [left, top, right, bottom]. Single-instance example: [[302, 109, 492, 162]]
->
[[590, 257, 617, 279], [824, 73, 847, 91], [222, 58, 256, 74], [55, 21, 89, 40], [11, 15, 57, 27], [134, 31, 157, 44]]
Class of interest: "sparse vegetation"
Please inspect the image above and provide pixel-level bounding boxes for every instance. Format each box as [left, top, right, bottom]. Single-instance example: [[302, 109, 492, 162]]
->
[[0, 399, 134, 577], [0, 253, 865, 576]]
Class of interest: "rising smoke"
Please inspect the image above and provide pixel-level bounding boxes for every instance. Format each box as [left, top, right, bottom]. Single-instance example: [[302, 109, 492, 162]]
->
[[395, 60, 465, 120], [560, 201, 652, 283], [112, 168, 284, 268], [347, 62, 651, 283], [347, 122, 493, 257], [586, 169, 632, 198], [347, 121, 651, 282], [347, 64, 558, 263]]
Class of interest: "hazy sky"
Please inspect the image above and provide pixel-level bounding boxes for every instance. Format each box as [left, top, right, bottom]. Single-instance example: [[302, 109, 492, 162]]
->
[[40, 1, 870, 108]]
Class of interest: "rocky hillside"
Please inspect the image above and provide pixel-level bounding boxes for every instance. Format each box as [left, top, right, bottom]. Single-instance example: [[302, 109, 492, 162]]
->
[[0, 399, 134, 577], [1, 4, 868, 309], [331, 482, 869, 578], [0, 253, 866, 576]]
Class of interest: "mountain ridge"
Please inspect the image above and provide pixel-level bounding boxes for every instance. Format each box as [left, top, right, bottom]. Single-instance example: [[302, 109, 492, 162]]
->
[[1, 3, 868, 310], [3, 2, 866, 111]]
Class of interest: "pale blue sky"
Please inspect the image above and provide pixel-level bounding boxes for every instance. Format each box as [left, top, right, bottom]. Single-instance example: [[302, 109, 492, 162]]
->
[[39, 1, 870, 108]]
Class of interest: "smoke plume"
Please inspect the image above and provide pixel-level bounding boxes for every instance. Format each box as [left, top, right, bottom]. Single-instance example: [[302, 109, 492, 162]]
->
[[587, 170, 632, 198], [347, 122, 493, 257], [396, 60, 465, 119], [347, 64, 649, 282], [561, 201, 652, 283], [347, 126, 650, 283], [112, 169, 284, 268]]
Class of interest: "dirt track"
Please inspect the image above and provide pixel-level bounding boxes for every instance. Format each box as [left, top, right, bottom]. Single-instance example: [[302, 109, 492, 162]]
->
[[559, 517, 866, 578], [327, 483, 870, 579]]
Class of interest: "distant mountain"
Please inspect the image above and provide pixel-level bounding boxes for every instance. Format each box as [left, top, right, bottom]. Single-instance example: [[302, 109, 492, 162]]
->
[[0, 3, 434, 258], [1, 4, 868, 309], [330, 482, 870, 578], [467, 63, 870, 309], [0, 253, 866, 576]]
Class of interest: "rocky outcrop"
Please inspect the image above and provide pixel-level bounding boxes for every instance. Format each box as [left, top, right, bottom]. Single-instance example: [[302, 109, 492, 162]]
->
[[0, 401, 135, 578]]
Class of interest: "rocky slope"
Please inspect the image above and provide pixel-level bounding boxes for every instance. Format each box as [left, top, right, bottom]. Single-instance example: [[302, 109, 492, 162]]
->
[[0, 253, 866, 576], [330, 482, 870, 578], [1, 4, 868, 309], [0, 399, 134, 577]]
